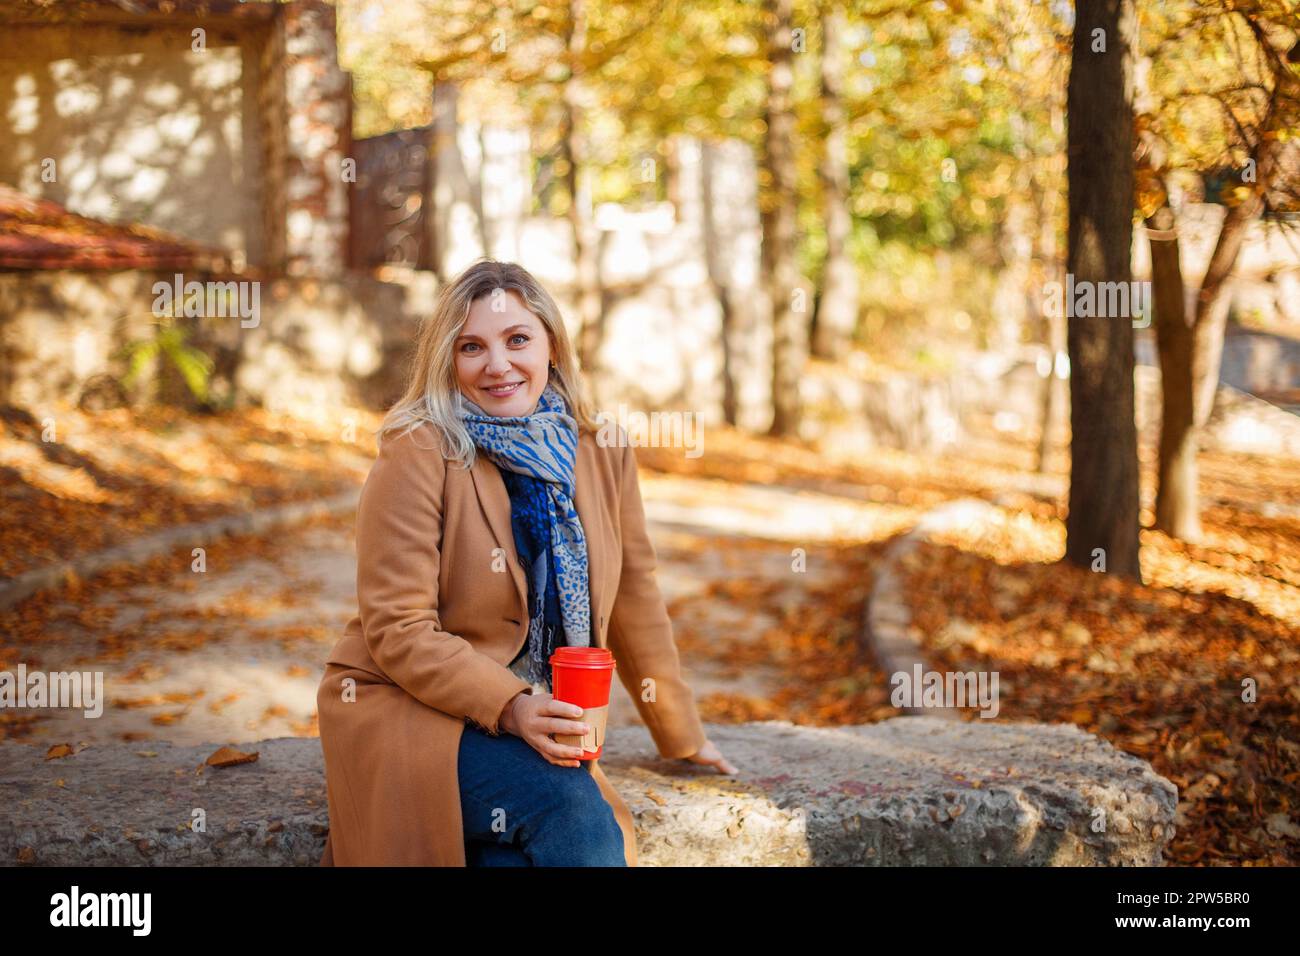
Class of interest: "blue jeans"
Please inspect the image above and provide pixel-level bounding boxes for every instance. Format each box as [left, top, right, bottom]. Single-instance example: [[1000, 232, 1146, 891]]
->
[[457, 723, 627, 866]]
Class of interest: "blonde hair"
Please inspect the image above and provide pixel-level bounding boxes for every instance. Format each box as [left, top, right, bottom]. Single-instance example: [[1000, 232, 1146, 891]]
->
[[376, 258, 600, 468]]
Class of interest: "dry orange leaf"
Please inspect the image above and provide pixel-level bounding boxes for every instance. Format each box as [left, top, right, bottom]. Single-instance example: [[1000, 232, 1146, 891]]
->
[[205, 745, 259, 768], [44, 743, 73, 760]]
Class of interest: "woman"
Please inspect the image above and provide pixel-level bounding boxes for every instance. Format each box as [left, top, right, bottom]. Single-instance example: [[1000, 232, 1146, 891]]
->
[[316, 258, 737, 866]]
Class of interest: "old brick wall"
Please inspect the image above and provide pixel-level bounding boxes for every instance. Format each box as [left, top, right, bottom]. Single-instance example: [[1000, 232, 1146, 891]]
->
[[278, 1, 351, 278]]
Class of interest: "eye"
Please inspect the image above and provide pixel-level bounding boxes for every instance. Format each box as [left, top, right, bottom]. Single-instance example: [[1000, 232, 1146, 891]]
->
[[509, 333, 530, 346], [460, 342, 481, 353]]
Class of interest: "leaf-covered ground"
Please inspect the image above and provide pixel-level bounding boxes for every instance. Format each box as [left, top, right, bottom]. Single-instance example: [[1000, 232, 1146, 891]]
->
[[898, 525, 1299, 867], [635, 424, 1300, 866], [0, 403, 377, 577], [3, 403, 1296, 866]]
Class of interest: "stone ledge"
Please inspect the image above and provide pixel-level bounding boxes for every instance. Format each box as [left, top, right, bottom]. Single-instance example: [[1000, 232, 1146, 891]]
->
[[0, 717, 1177, 866], [861, 498, 1001, 720]]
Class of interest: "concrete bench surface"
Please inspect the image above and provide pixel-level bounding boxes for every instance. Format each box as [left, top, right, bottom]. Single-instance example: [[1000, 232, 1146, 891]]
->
[[0, 716, 1177, 866]]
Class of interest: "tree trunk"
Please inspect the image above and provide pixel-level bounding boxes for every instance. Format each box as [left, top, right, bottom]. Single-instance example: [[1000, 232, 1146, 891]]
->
[[992, 109, 1033, 356], [563, 0, 604, 393], [1191, 184, 1267, 426], [1064, 0, 1143, 581], [428, 82, 459, 283], [1038, 308, 1067, 474], [1146, 201, 1200, 540], [701, 139, 739, 426], [1035, 102, 1066, 475], [811, 0, 858, 360], [1150, 144, 1272, 540], [762, 0, 804, 437]]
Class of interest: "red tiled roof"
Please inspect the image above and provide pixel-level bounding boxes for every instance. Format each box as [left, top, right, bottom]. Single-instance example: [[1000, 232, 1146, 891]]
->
[[0, 1, 281, 26], [0, 184, 232, 271]]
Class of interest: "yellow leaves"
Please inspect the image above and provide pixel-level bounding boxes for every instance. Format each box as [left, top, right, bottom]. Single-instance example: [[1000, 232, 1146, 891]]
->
[[44, 743, 74, 760], [114, 690, 205, 710], [1225, 185, 1254, 206], [120, 663, 166, 683], [208, 692, 242, 714], [1135, 165, 1168, 219], [1067, 706, 1094, 726]]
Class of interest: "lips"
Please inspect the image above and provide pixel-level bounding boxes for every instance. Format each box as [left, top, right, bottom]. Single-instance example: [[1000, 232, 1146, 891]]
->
[[483, 381, 524, 397]]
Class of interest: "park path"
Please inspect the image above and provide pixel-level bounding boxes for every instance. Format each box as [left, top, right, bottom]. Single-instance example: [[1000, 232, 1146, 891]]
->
[[2, 467, 916, 749]]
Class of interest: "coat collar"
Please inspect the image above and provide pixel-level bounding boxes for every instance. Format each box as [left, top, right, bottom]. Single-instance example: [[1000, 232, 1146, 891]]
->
[[467, 429, 606, 646]]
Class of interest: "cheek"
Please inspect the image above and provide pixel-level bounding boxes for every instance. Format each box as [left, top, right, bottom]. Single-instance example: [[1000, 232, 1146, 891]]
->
[[454, 354, 479, 382]]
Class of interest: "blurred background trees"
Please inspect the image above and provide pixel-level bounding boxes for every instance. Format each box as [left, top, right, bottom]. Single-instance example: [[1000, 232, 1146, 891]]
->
[[332, 0, 1298, 552]]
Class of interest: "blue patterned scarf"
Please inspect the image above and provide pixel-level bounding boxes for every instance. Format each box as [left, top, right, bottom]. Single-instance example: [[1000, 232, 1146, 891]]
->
[[456, 382, 591, 693]]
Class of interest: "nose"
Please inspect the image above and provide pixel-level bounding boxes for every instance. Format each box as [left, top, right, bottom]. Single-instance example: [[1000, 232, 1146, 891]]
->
[[484, 349, 513, 377]]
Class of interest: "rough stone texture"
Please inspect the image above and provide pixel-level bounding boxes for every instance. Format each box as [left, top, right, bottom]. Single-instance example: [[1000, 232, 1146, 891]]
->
[[280, 1, 351, 278], [0, 269, 430, 412], [0, 718, 1177, 866], [258, 0, 289, 273]]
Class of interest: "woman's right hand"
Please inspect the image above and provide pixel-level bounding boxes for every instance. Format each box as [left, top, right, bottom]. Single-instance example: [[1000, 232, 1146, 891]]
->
[[501, 692, 591, 767]]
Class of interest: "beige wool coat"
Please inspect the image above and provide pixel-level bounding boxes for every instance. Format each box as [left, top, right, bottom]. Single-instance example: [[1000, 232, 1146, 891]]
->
[[316, 418, 707, 866]]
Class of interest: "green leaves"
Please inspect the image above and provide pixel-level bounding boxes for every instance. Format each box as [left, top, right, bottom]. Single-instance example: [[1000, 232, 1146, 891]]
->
[[117, 319, 215, 404]]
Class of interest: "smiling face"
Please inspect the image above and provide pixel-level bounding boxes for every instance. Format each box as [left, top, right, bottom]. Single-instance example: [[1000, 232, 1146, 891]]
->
[[454, 289, 553, 416]]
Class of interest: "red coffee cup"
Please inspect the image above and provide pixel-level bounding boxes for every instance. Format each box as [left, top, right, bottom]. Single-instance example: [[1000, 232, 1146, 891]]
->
[[549, 647, 617, 760]]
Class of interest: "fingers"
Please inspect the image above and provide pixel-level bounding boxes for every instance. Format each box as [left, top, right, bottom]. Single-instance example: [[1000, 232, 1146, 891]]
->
[[525, 729, 584, 767], [538, 749, 579, 770], [527, 696, 585, 766], [537, 695, 584, 719], [543, 717, 590, 737]]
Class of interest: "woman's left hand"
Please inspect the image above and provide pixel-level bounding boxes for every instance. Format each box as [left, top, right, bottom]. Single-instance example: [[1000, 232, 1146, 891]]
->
[[681, 738, 738, 775]]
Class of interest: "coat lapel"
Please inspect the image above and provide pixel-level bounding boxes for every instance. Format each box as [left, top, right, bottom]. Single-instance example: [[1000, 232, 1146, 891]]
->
[[572, 433, 608, 647], [468, 430, 607, 646]]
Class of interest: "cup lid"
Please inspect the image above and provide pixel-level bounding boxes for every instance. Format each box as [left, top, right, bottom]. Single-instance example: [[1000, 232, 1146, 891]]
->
[[550, 647, 615, 667]]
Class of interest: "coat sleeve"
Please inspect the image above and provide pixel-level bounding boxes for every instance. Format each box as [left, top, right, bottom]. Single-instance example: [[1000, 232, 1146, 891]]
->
[[606, 437, 707, 759], [355, 425, 533, 736]]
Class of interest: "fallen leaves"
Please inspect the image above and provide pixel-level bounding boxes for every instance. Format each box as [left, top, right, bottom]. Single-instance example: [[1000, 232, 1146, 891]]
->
[[114, 690, 205, 710], [900, 533, 1300, 866], [3, 404, 1296, 869], [0, 402, 375, 578], [640, 421, 1300, 867], [205, 745, 258, 768]]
